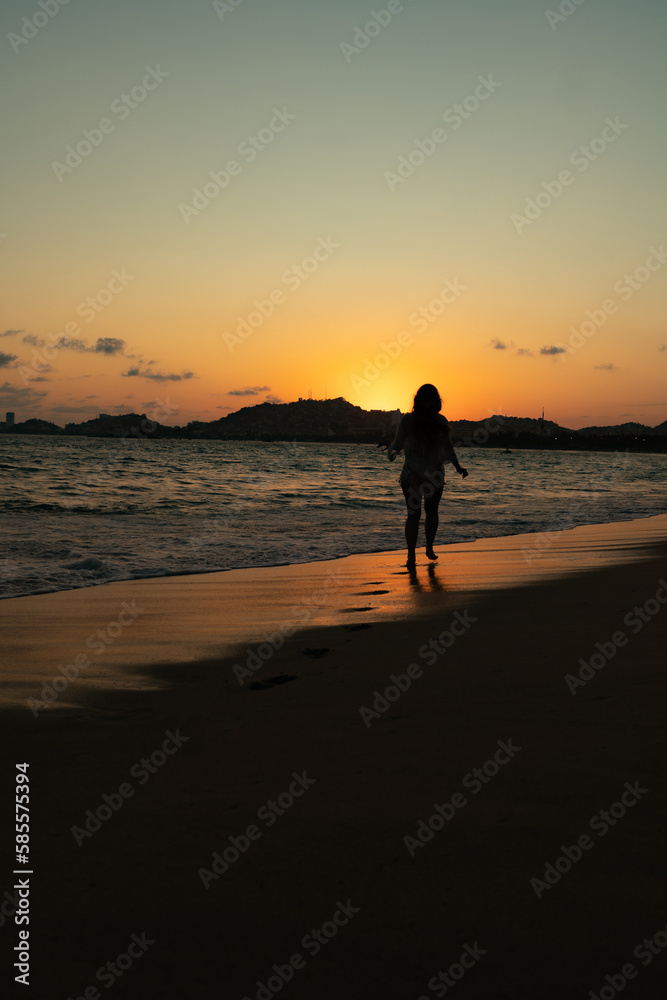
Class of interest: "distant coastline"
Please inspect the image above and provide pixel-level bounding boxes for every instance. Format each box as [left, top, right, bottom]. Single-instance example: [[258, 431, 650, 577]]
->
[[2, 397, 667, 452]]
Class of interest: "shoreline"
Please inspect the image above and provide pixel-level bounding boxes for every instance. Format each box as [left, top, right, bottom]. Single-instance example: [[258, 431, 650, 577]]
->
[[2, 512, 666, 715], [1, 508, 665, 604]]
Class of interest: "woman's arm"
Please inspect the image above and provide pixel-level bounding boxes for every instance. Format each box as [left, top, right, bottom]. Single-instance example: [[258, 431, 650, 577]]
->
[[441, 420, 468, 477], [387, 415, 407, 461]]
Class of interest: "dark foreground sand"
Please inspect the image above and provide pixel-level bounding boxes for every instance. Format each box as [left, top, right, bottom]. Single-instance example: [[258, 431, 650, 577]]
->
[[1, 515, 667, 999]]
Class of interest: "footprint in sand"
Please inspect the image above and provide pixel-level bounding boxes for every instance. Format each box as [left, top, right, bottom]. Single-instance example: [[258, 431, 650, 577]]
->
[[340, 607, 373, 613], [248, 674, 297, 691], [353, 590, 390, 596], [342, 623, 374, 631]]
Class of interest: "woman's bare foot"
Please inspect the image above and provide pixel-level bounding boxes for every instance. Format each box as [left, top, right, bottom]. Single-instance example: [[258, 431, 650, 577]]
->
[[406, 549, 416, 568], [425, 547, 438, 560]]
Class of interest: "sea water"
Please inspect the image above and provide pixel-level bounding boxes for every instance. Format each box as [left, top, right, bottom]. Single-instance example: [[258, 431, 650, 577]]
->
[[1, 435, 665, 598]]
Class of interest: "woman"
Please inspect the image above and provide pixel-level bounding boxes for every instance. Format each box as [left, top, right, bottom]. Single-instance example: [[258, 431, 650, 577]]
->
[[383, 384, 468, 567]]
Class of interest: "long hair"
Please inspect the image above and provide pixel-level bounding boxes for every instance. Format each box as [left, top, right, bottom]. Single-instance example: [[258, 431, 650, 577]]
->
[[409, 384, 449, 449]]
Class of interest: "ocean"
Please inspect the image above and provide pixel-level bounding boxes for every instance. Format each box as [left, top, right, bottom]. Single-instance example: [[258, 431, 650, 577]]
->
[[1, 434, 665, 599]]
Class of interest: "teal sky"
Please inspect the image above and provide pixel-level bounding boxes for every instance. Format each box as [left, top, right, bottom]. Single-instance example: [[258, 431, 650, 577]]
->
[[1, 0, 666, 428]]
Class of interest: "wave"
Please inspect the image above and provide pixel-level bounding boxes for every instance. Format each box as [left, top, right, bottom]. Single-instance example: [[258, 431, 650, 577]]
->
[[2, 440, 665, 599]]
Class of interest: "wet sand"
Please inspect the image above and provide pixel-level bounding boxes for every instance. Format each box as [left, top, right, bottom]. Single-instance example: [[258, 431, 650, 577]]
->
[[1, 515, 667, 998]]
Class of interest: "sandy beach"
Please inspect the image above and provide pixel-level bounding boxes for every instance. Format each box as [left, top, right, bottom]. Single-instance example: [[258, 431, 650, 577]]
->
[[2, 514, 667, 998]]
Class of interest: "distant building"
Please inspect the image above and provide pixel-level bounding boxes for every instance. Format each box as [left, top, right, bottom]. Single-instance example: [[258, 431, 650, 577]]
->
[[5, 412, 14, 427]]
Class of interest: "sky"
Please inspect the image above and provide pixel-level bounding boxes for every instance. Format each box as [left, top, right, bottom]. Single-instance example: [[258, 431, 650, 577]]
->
[[1, 0, 666, 430]]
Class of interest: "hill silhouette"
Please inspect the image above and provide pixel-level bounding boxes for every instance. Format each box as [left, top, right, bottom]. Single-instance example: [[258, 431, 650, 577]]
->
[[1, 397, 666, 451]]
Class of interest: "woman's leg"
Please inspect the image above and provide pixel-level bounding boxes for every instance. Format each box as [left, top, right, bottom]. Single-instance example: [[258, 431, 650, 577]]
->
[[424, 485, 444, 559], [401, 476, 422, 566], [404, 510, 421, 564]]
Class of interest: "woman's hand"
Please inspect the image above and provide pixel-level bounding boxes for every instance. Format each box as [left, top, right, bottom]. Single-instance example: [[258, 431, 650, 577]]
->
[[378, 438, 399, 461], [457, 467, 469, 478]]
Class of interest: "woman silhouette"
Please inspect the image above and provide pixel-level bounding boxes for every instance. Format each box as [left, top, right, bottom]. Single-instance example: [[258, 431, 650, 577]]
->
[[383, 384, 468, 567]]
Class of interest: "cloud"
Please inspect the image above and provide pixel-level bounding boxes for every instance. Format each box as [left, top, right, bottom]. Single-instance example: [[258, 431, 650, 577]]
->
[[265, 395, 283, 404], [65, 336, 129, 355], [0, 381, 48, 409], [93, 338, 126, 355], [23, 363, 53, 376], [121, 366, 195, 382], [594, 363, 617, 371], [22, 334, 130, 356], [1, 329, 22, 338], [490, 340, 534, 357], [227, 385, 271, 396], [29, 376, 51, 383], [659, 344, 667, 352], [0, 352, 19, 367], [61, 338, 88, 351], [540, 346, 567, 356], [216, 405, 234, 411]]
